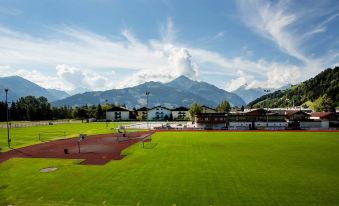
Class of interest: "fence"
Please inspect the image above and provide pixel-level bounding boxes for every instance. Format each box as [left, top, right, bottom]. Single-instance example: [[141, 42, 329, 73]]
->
[[0, 120, 82, 129]]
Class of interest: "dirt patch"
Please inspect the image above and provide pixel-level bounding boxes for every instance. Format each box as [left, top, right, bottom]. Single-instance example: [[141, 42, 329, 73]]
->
[[0, 131, 153, 165], [40, 167, 58, 173]]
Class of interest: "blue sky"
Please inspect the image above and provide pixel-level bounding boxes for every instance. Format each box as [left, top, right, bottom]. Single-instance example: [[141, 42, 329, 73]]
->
[[0, 0, 338, 93]]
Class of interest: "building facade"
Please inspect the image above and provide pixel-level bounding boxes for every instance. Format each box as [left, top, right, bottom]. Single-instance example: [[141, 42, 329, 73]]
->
[[147, 106, 172, 121], [194, 113, 227, 129], [171, 107, 190, 120], [106, 106, 130, 121], [136, 107, 148, 120]]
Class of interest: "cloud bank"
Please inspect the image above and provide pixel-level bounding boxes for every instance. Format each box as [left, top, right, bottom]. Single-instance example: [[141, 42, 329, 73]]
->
[[0, 4, 338, 92]]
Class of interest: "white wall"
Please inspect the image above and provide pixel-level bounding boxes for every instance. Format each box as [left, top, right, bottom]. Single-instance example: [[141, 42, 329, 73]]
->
[[195, 123, 226, 129], [106, 111, 130, 121], [147, 107, 172, 120], [228, 122, 287, 130], [300, 121, 328, 129], [172, 111, 190, 120]]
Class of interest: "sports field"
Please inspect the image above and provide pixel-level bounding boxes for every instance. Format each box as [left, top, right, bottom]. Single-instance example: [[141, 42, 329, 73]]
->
[[1, 131, 338, 206], [0, 122, 128, 152]]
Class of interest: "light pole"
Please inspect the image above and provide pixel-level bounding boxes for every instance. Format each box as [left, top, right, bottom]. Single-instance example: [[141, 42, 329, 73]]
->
[[105, 99, 108, 128], [264, 89, 271, 128], [145, 91, 150, 130], [5, 89, 11, 148]]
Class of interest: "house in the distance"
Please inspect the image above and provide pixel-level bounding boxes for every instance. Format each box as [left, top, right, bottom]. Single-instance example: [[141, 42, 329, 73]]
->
[[106, 106, 130, 121], [201, 105, 216, 113], [148, 106, 172, 121], [171, 107, 190, 120], [136, 107, 148, 120]]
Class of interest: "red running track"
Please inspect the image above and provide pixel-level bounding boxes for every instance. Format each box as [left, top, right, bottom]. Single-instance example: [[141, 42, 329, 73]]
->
[[0, 131, 153, 165]]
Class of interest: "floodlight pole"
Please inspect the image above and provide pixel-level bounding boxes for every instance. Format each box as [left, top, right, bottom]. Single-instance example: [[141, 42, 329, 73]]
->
[[264, 89, 271, 128], [146, 91, 151, 143], [146, 91, 150, 130], [105, 99, 108, 128], [5, 89, 11, 148]]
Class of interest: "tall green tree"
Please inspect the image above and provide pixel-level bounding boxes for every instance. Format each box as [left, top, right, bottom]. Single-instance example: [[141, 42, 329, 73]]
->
[[189, 103, 202, 119], [216, 100, 231, 113], [96, 104, 104, 119], [317, 94, 335, 112]]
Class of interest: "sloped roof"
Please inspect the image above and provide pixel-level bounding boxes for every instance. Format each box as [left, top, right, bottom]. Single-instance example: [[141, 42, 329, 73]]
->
[[285, 110, 310, 117], [136, 107, 149, 111], [106, 106, 130, 112], [311, 112, 334, 119], [201, 105, 216, 111], [149, 105, 171, 111], [172, 106, 189, 111], [196, 113, 226, 117], [244, 108, 267, 115]]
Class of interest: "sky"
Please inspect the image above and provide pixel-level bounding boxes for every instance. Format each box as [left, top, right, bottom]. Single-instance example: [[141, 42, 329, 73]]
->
[[0, 0, 338, 93]]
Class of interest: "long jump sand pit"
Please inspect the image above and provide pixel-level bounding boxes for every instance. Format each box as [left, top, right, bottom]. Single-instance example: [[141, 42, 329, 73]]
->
[[0, 131, 152, 165]]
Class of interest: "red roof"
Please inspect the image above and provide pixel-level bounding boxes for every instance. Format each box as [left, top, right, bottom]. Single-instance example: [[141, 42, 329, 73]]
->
[[285, 110, 310, 117], [311, 112, 333, 119]]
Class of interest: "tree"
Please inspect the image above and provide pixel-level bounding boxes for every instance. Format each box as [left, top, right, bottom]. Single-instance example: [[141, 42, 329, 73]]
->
[[319, 94, 335, 112], [9, 102, 18, 120], [0, 101, 6, 121], [216, 100, 231, 113], [96, 104, 104, 119], [189, 103, 202, 119], [73, 106, 88, 121], [241, 105, 245, 112]]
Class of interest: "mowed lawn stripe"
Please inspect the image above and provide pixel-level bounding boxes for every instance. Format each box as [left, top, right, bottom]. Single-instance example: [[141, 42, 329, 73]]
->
[[0, 131, 338, 206]]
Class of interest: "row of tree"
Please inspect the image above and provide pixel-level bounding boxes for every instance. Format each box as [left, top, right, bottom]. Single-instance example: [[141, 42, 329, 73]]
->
[[0, 96, 108, 121], [189, 100, 234, 117], [0, 96, 235, 121]]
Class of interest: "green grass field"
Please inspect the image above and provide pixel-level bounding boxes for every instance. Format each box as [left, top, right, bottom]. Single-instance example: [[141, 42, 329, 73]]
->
[[1, 131, 339, 206], [0, 122, 129, 151]]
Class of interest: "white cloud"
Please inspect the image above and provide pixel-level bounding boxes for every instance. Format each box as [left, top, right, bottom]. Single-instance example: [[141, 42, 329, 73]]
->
[[225, 62, 301, 91], [56, 64, 115, 91], [0, 66, 66, 89], [0, 8, 337, 94], [233, 0, 339, 89], [168, 47, 199, 79], [237, 0, 309, 63], [117, 46, 199, 88], [160, 18, 176, 43]]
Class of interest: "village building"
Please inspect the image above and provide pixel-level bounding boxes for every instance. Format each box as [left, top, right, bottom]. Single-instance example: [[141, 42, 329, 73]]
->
[[147, 106, 172, 121], [135, 107, 148, 120], [228, 109, 287, 130], [194, 113, 227, 129], [171, 107, 190, 120], [201, 105, 217, 113], [106, 106, 131, 121]]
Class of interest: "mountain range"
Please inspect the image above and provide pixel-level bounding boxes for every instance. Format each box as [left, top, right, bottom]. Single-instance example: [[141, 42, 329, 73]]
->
[[233, 85, 291, 104], [52, 75, 246, 108], [0, 76, 69, 102], [248, 67, 339, 110]]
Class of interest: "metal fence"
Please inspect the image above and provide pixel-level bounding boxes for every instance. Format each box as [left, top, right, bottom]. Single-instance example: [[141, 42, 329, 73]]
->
[[0, 120, 82, 129]]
